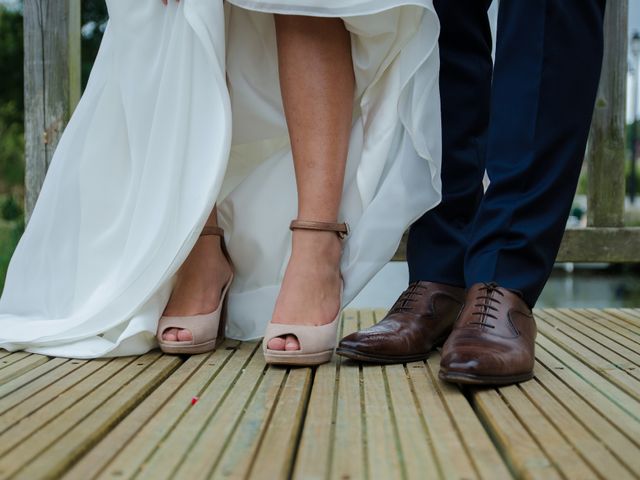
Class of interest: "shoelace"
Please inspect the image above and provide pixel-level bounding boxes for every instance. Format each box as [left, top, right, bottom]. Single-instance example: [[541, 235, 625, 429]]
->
[[389, 282, 429, 313], [469, 282, 504, 329]]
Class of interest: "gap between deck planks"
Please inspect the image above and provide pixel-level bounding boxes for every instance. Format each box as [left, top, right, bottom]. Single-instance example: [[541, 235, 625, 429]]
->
[[0, 308, 639, 480]]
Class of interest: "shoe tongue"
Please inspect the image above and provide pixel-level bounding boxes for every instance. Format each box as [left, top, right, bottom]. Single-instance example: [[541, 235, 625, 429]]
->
[[479, 282, 522, 299]]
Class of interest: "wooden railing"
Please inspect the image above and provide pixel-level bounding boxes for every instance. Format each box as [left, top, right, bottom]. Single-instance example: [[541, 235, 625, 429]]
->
[[23, 0, 80, 218], [23, 0, 640, 263], [555, 0, 638, 263]]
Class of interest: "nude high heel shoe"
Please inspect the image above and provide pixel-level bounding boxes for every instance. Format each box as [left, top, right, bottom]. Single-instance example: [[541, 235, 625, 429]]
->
[[157, 226, 234, 355], [263, 220, 349, 366]]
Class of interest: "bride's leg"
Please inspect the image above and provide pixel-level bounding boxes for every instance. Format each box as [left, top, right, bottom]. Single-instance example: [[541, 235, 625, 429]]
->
[[161, 207, 233, 341], [268, 15, 355, 351]]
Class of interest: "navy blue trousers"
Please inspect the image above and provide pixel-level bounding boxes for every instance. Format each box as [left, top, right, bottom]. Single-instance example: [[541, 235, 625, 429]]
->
[[408, 0, 606, 307]]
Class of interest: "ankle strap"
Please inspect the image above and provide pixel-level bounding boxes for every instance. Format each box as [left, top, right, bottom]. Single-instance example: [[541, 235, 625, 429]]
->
[[201, 226, 224, 237], [290, 220, 350, 239]]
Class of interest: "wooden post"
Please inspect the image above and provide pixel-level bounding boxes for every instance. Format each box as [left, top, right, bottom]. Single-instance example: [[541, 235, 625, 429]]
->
[[586, 0, 627, 228], [23, 0, 81, 222]]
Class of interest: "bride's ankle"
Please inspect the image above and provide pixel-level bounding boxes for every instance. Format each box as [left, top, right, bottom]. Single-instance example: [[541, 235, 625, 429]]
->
[[185, 234, 229, 263], [290, 230, 342, 263]]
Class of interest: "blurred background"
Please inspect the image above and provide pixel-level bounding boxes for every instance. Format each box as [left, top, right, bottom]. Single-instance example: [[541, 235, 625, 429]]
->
[[0, 1, 639, 308]]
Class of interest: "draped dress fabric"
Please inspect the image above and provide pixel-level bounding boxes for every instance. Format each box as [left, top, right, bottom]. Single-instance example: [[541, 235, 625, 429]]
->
[[0, 0, 441, 358]]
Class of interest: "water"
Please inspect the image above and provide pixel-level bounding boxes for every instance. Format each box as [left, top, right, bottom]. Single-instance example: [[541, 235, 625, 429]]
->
[[536, 267, 640, 308], [348, 262, 640, 310]]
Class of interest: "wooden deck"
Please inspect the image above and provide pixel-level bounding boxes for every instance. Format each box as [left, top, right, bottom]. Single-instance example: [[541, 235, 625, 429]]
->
[[1, 308, 640, 480]]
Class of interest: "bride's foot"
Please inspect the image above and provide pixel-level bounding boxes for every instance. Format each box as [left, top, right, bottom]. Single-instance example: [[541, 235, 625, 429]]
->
[[267, 228, 343, 351], [162, 234, 233, 342]]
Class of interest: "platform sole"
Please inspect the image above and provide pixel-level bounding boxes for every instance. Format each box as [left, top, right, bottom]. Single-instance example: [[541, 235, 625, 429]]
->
[[263, 349, 334, 366], [158, 337, 222, 355]]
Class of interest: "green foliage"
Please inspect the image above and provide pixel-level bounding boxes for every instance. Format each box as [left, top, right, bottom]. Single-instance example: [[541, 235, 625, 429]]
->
[[0, 103, 24, 189], [0, 227, 11, 294], [1, 195, 22, 221], [625, 155, 640, 196], [0, 6, 23, 119], [0, 5, 25, 193], [0, 4, 24, 292], [627, 120, 639, 150], [576, 170, 588, 196], [0, 218, 23, 294]]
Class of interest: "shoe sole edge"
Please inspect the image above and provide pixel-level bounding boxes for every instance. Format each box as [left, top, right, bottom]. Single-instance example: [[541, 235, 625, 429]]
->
[[158, 338, 221, 355], [438, 369, 534, 386], [263, 349, 334, 366], [335, 347, 432, 365]]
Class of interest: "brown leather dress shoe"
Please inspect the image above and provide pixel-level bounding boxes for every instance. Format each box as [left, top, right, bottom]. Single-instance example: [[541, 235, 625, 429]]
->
[[336, 281, 465, 364], [439, 282, 536, 385]]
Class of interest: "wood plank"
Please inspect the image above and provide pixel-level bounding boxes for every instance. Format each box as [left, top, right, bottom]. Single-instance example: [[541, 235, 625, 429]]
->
[[359, 310, 404, 480], [576, 308, 640, 339], [13, 355, 180, 480], [403, 359, 463, 480], [418, 353, 512, 480], [210, 365, 287, 479], [526, 379, 624, 477], [555, 228, 640, 262], [0, 351, 12, 359], [472, 388, 561, 479], [0, 359, 105, 428], [137, 342, 261, 479], [366, 309, 460, 480], [564, 309, 640, 351], [528, 360, 640, 476], [602, 309, 640, 331], [536, 312, 640, 399], [0, 354, 160, 477], [0, 308, 637, 479], [387, 362, 442, 480], [329, 310, 366, 480], [292, 320, 342, 480], [497, 384, 597, 479], [534, 345, 640, 448], [0, 352, 32, 370], [248, 368, 312, 480], [542, 310, 640, 366], [597, 308, 640, 324], [0, 358, 118, 439], [395, 228, 640, 263], [63, 348, 235, 480], [0, 354, 49, 385], [0, 357, 77, 400], [538, 311, 640, 372], [535, 337, 640, 422], [616, 309, 640, 322]]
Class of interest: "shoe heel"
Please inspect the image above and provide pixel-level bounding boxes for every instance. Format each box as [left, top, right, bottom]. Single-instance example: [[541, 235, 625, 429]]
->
[[216, 294, 228, 346], [157, 275, 233, 355]]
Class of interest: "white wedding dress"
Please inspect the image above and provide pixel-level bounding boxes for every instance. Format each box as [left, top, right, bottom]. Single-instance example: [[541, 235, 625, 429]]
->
[[0, 0, 441, 358]]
